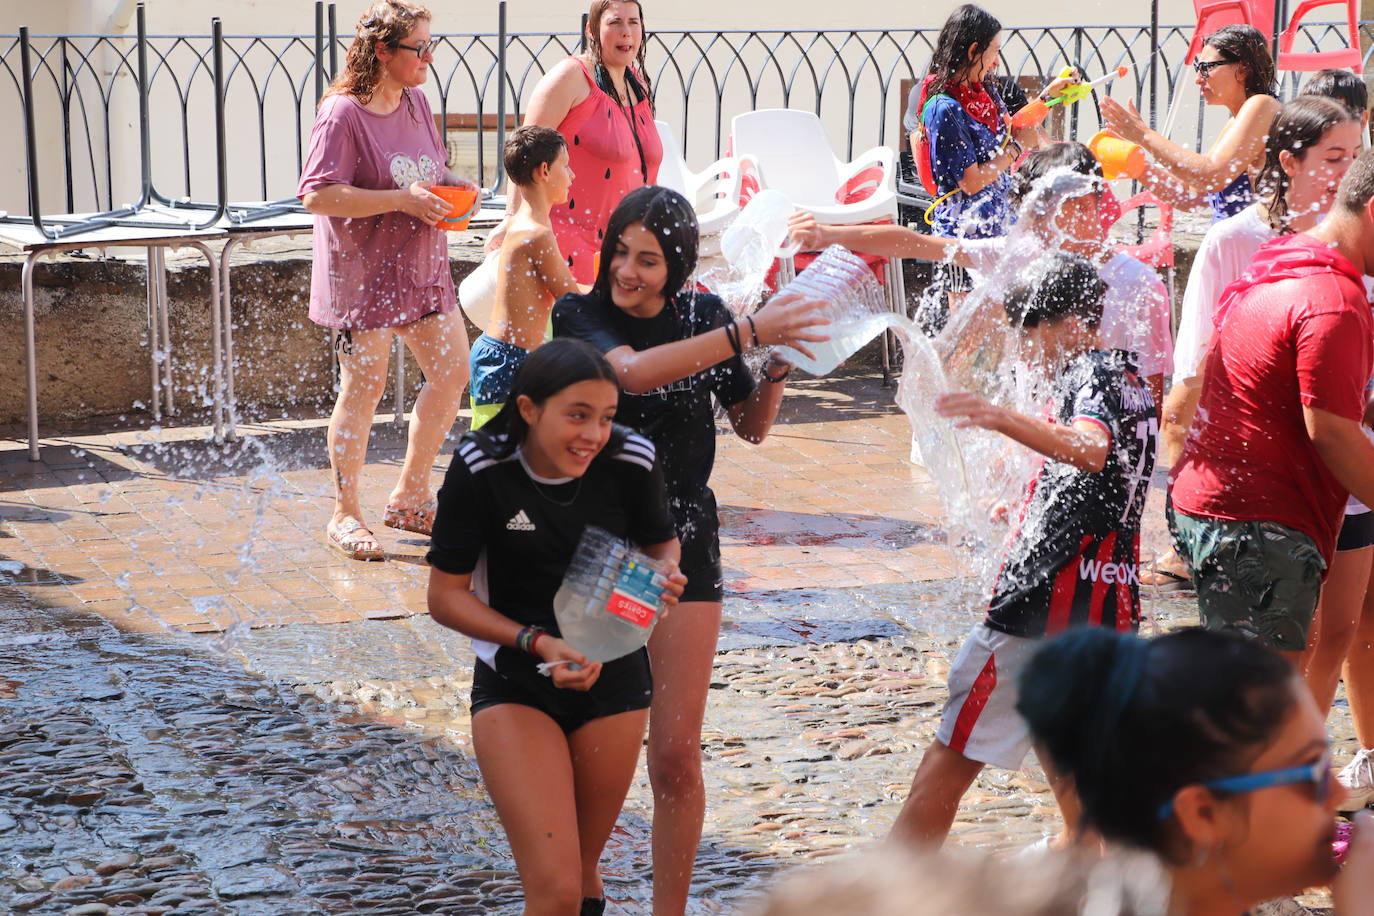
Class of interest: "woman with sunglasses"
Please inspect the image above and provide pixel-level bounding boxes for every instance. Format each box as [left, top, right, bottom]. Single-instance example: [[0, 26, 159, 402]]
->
[[486, 0, 663, 286], [1100, 25, 1280, 222], [1018, 626, 1374, 915], [299, 0, 472, 560]]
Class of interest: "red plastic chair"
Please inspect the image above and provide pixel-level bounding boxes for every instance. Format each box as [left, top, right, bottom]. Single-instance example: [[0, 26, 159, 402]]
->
[[1185, 0, 1276, 63], [1277, 0, 1362, 72], [1111, 192, 1177, 323]]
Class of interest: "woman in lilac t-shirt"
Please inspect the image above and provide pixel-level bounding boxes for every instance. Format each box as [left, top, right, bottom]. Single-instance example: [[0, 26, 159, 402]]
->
[[298, 0, 471, 561]]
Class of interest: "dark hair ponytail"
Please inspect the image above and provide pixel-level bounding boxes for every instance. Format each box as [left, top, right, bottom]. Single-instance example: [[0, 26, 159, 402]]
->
[[1255, 96, 1356, 233], [926, 4, 1002, 97], [1017, 627, 1295, 861], [473, 338, 618, 457], [594, 185, 699, 304]]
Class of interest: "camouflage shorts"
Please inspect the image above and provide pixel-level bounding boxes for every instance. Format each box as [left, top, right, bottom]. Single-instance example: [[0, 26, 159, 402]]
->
[[1168, 509, 1326, 652]]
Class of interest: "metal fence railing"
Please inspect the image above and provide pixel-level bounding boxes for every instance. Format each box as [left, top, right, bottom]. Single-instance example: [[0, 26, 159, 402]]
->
[[2, 4, 1370, 220]]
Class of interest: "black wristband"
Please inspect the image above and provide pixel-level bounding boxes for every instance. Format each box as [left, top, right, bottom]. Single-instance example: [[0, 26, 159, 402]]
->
[[763, 363, 791, 383], [745, 315, 760, 349], [724, 321, 743, 356]]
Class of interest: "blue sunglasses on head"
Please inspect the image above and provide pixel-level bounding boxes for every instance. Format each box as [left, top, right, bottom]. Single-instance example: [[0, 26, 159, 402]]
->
[[1156, 754, 1332, 821]]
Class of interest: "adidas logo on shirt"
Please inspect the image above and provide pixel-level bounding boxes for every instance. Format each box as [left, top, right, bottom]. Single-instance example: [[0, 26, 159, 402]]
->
[[506, 510, 536, 532]]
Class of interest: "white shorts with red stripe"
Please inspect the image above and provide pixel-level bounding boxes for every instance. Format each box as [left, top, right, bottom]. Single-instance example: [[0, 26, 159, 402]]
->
[[934, 623, 1042, 770]]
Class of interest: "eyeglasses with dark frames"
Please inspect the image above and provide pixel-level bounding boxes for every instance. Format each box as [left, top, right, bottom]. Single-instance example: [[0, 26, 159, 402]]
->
[[1192, 58, 1238, 78], [394, 39, 437, 57]]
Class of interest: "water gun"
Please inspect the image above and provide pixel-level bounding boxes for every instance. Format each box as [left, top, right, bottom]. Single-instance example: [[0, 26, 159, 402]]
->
[[1010, 65, 1129, 131]]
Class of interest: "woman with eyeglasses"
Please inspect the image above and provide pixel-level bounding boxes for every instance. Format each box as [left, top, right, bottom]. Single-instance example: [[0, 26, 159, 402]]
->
[[299, 0, 472, 561], [1018, 626, 1374, 915], [1100, 25, 1281, 222], [486, 0, 663, 286]]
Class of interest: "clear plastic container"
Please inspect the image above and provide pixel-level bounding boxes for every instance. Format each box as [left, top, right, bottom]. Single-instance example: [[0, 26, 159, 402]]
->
[[720, 189, 794, 278], [552, 526, 670, 662], [773, 244, 891, 377]]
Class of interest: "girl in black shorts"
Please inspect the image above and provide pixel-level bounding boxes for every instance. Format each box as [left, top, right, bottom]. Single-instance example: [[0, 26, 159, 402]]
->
[[427, 338, 686, 916], [552, 185, 828, 914]]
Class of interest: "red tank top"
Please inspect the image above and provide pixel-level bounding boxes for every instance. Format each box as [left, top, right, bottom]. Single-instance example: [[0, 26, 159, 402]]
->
[[552, 58, 663, 285]]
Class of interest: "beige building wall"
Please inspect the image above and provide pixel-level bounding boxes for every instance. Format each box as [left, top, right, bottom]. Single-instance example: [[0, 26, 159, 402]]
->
[[10, 1, 1198, 35], [0, 0, 1312, 217]]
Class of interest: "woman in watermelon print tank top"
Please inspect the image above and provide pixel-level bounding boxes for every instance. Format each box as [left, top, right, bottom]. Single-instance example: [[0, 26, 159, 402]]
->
[[487, 0, 663, 286]]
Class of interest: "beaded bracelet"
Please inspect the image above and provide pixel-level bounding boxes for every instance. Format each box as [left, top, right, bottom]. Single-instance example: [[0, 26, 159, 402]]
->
[[515, 625, 547, 654]]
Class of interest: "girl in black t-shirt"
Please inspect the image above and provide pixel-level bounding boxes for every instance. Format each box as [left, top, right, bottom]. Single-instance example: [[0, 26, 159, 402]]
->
[[551, 185, 829, 914], [426, 338, 686, 916]]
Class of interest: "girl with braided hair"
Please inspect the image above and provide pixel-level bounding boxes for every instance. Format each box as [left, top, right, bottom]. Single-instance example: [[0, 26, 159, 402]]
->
[[487, 0, 664, 286]]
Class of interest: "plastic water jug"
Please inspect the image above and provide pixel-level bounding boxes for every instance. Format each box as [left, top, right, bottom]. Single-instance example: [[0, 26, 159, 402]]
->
[[552, 526, 670, 662], [720, 189, 795, 278], [774, 245, 889, 377]]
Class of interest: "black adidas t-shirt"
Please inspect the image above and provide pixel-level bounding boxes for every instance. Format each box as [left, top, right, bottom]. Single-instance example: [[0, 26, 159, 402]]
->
[[426, 425, 678, 635], [985, 349, 1158, 638], [552, 289, 755, 553]]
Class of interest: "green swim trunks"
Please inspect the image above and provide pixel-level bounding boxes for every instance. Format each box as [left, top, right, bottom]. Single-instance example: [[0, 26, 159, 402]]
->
[[1168, 508, 1326, 652]]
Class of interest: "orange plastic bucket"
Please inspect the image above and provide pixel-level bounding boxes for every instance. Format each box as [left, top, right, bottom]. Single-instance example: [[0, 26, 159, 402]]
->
[[1087, 130, 1146, 181], [431, 185, 481, 231]]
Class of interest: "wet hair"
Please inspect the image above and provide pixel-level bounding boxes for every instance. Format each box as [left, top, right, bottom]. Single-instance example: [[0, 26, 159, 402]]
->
[[581, 0, 654, 109], [1009, 142, 1102, 208], [504, 126, 566, 187], [1002, 251, 1105, 329], [1336, 145, 1374, 214], [327, 0, 431, 110], [595, 185, 699, 303], [1203, 25, 1276, 97], [1301, 68, 1369, 118], [926, 4, 1002, 97], [1017, 628, 1295, 862], [1255, 96, 1357, 232], [473, 339, 619, 457]]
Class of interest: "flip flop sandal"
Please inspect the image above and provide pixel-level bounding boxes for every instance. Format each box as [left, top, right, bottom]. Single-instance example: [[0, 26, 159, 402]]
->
[[1141, 567, 1193, 593], [383, 499, 437, 537], [327, 518, 386, 561]]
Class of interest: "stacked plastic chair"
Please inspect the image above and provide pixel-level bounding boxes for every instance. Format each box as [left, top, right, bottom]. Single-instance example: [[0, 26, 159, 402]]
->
[[653, 121, 751, 258]]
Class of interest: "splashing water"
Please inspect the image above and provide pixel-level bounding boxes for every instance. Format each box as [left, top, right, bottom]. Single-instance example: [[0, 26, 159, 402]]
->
[[698, 190, 795, 312]]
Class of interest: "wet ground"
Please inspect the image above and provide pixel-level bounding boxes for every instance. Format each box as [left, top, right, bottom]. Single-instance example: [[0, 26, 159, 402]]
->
[[0, 372, 1347, 913]]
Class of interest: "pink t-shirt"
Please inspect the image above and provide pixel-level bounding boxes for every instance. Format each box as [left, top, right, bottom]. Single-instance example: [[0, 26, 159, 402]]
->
[[297, 90, 455, 330], [554, 59, 663, 285], [1172, 234, 1373, 561]]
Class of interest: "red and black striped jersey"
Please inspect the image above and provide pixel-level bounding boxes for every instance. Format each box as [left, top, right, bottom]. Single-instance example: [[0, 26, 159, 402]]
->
[[984, 349, 1158, 639]]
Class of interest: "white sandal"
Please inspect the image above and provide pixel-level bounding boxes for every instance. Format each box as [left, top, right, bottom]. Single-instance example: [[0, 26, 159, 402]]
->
[[327, 517, 386, 561]]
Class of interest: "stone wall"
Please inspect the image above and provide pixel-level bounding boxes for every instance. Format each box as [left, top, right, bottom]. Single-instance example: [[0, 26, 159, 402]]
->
[[0, 235, 485, 429], [0, 232, 1197, 430]]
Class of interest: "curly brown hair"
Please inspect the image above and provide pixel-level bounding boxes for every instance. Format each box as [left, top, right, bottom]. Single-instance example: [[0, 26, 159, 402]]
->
[[580, 0, 654, 107], [326, 0, 432, 107]]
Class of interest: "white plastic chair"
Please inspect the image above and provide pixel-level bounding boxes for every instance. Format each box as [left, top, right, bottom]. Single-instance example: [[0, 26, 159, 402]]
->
[[731, 109, 904, 382], [729, 109, 897, 226], [654, 120, 746, 257]]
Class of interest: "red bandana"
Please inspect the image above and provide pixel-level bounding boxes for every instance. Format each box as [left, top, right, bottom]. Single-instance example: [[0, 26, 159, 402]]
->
[[919, 74, 1002, 136]]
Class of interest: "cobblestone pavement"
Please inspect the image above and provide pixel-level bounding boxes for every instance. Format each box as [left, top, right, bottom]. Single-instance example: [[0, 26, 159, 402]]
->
[[0, 372, 1348, 913]]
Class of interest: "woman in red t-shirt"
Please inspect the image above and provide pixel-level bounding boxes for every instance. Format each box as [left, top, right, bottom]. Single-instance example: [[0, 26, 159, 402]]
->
[[487, 0, 664, 285]]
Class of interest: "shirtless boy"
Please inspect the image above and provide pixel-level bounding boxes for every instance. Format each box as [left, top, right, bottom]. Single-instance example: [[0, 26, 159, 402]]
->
[[469, 125, 584, 428]]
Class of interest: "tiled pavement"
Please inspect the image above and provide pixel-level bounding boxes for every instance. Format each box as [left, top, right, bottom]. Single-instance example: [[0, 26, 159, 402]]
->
[[0, 372, 970, 635]]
